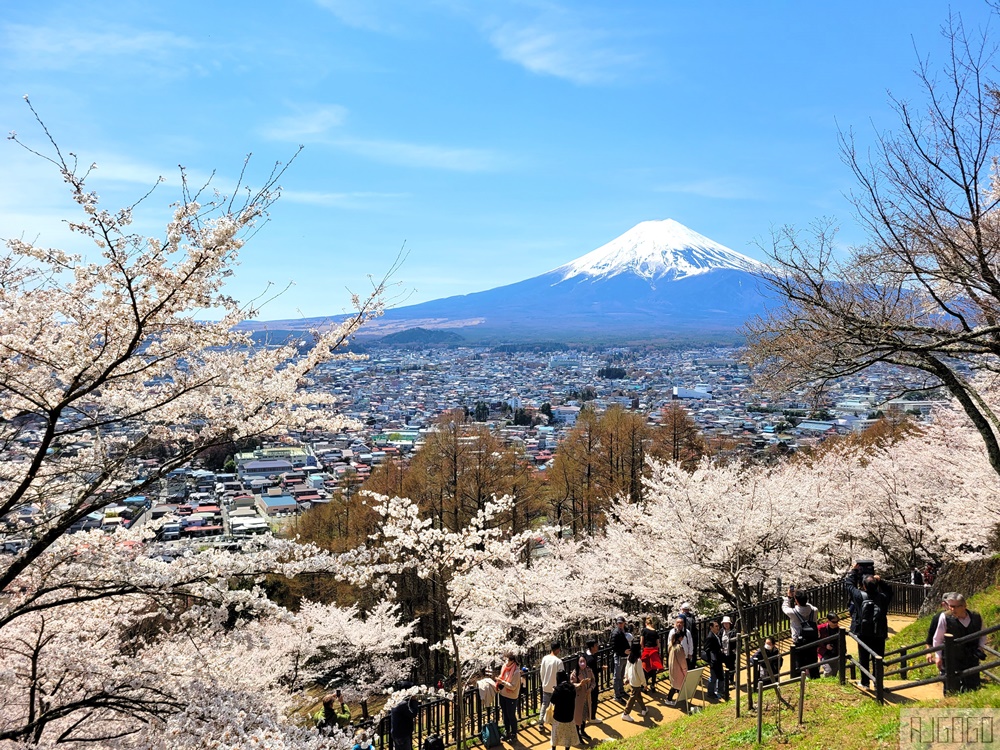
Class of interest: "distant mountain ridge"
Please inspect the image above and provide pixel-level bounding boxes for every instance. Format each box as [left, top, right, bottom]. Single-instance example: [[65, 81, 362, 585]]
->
[[240, 219, 774, 343]]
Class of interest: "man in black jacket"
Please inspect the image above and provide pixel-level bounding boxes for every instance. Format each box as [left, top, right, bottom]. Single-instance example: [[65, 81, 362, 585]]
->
[[610, 617, 630, 702], [844, 573, 893, 688], [704, 620, 727, 701], [389, 696, 418, 750]]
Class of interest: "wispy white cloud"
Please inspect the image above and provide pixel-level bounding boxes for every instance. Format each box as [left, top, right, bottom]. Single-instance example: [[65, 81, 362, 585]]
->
[[330, 136, 505, 172], [281, 189, 408, 209], [259, 105, 350, 142], [312, 0, 642, 85], [486, 19, 637, 85], [1, 23, 195, 71], [312, 0, 409, 34], [655, 177, 767, 201], [262, 105, 506, 172]]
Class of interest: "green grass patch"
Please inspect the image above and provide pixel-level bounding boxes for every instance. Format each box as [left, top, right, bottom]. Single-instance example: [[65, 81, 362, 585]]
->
[[605, 680, 1000, 750]]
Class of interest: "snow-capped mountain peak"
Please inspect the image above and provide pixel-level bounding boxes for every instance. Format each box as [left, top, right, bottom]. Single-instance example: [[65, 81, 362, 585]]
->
[[553, 219, 762, 283]]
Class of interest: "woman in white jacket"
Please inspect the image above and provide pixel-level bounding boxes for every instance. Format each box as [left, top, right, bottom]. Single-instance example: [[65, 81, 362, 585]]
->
[[621, 642, 648, 721]]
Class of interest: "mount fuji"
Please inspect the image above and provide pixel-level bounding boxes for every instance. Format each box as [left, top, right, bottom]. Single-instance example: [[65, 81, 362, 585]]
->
[[249, 220, 774, 343]]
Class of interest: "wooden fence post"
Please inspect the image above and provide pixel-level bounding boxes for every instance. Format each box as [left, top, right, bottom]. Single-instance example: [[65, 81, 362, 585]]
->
[[735, 634, 741, 719], [874, 655, 885, 705], [838, 629, 847, 686], [757, 681, 764, 743], [798, 672, 806, 725], [943, 633, 960, 695]]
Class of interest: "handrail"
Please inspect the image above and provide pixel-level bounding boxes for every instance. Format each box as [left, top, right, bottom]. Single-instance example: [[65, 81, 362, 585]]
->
[[847, 630, 884, 660], [791, 631, 839, 651], [954, 621, 1000, 644], [959, 657, 1000, 677], [883, 643, 939, 666]]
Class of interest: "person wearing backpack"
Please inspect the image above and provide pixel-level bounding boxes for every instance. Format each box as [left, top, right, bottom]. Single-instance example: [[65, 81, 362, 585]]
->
[[844, 573, 893, 688], [783, 587, 820, 678]]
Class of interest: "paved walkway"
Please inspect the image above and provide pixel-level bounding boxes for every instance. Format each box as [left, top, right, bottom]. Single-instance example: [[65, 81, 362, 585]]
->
[[508, 683, 702, 749], [506, 614, 923, 749]]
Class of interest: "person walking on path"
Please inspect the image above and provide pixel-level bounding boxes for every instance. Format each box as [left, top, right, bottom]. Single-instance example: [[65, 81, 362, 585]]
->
[[610, 616, 630, 702], [925, 592, 955, 673], [621, 642, 648, 722], [538, 641, 565, 730], [665, 630, 688, 706], [933, 593, 987, 692], [783, 586, 820, 678], [550, 672, 580, 750], [496, 651, 521, 743], [816, 612, 842, 677], [704, 620, 728, 701], [667, 616, 693, 673], [570, 653, 594, 742], [639, 616, 663, 691], [584, 639, 600, 723], [678, 603, 698, 669], [844, 573, 893, 689], [720, 616, 738, 691]]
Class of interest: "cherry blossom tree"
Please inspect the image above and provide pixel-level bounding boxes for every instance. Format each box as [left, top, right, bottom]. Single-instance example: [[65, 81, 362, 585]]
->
[[0, 103, 406, 746], [0, 527, 421, 747], [343, 492, 543, 746]]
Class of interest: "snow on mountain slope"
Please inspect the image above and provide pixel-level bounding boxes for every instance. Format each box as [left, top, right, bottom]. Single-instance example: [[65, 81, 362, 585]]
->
[[552, 219, 763, 283]]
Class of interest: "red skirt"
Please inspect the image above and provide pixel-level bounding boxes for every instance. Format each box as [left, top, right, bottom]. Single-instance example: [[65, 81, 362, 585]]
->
[[641, 646, 663, 672]]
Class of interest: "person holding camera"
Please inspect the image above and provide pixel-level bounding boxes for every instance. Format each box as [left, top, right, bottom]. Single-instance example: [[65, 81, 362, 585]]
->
[[932, 593, 987, 692], [782, 586, 820, 678], [321, 690, 351, 729], [844, 570, 893, 689]]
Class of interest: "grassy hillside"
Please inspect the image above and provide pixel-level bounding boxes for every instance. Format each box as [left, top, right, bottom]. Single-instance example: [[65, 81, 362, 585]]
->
[[606, 680, 1000, 750]]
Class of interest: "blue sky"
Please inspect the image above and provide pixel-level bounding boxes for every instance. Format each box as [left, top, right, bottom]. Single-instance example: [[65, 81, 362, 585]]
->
[[0, 1, 993, 319]]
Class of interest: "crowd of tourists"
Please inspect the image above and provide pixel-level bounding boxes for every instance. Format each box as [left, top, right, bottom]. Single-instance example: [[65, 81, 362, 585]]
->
[[377, 562, 991, 750], [490, 604, 741, 750]]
